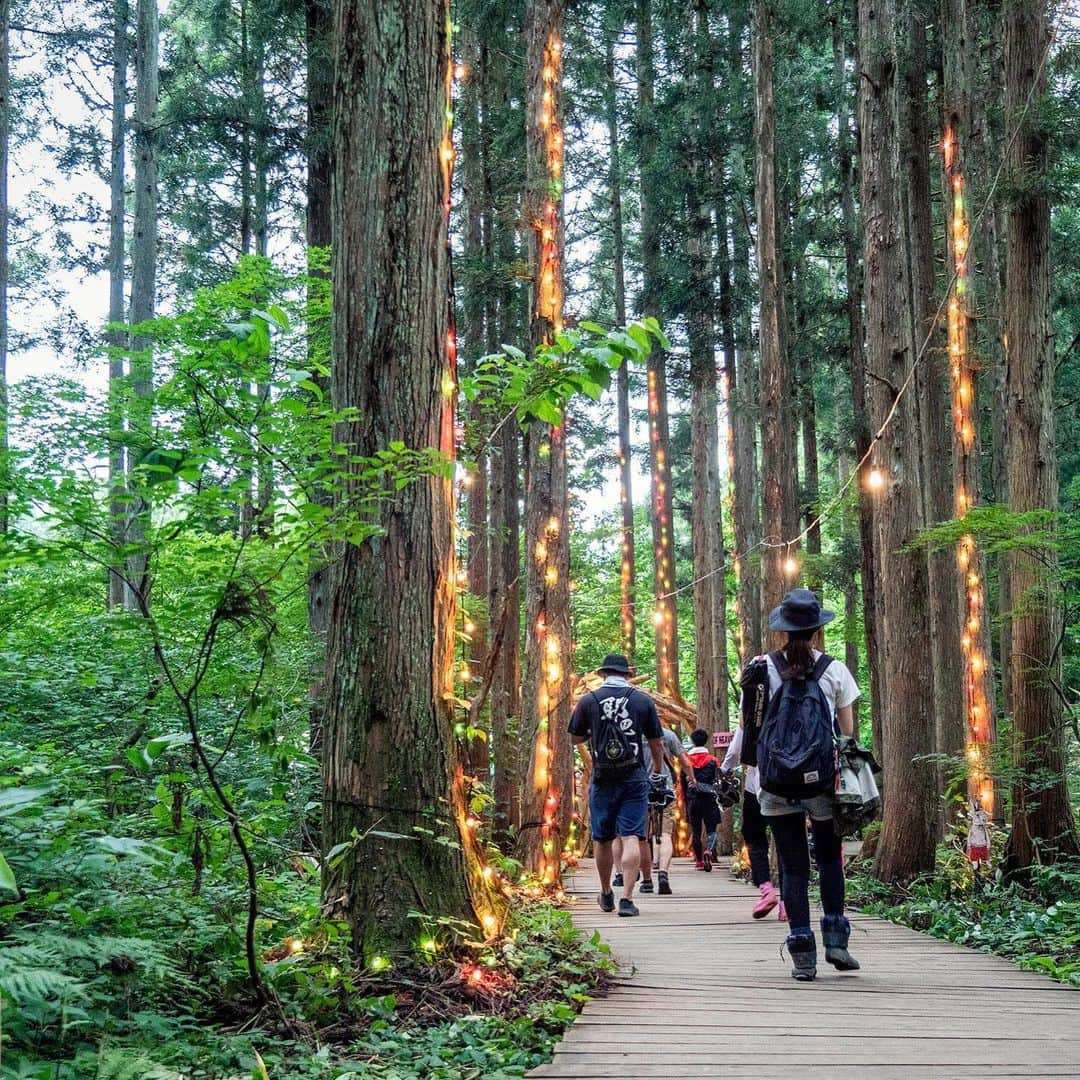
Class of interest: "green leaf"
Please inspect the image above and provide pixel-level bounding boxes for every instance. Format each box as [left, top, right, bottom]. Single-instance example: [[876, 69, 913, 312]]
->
[[0, 786, 51, 814], [0, 852, 17, 895]]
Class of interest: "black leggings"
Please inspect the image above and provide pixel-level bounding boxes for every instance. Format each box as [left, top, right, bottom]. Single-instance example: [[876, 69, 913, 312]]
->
[[688, 795, 722, 862], [771, 812, 845, 934], [741, 790, 780, 890]]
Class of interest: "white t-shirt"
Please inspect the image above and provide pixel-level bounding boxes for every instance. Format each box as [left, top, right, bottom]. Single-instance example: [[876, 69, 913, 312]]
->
[[765, 649, 860, 723]]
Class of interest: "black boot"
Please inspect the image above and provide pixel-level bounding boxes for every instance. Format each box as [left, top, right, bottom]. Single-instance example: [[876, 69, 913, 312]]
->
[[786, 932, 817, 981], [821, 915, 860, 971]]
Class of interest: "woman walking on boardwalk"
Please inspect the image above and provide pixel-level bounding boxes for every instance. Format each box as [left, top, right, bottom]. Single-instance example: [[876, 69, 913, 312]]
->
[[754, 589, 862, 982]]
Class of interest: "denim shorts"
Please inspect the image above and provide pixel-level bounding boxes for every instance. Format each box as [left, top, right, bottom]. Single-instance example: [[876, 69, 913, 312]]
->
[[758, 790, 835, 822], [589, 773, 649, 843]]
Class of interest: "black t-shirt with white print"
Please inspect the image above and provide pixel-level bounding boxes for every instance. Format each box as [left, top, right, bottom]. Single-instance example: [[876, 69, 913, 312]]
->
[[568, 677, 662, 780]]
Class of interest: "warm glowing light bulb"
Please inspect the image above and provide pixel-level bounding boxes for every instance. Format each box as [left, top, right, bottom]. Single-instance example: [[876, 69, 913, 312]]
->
[[867, 467, 885, 491], [783, 556, 799, 577], [464, 621, 476, 634], [652, 610, 663, 626], [454, 63, 468, 80], [370, 956, 390, 971]]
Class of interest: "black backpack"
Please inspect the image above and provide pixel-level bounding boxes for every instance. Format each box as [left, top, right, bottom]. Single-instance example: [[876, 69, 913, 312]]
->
[[757, 652, 837, 800], [589, 689, 642, 778], [738, 656, 770, 767]]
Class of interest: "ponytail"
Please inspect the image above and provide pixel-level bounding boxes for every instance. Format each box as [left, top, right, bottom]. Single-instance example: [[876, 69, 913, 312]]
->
[[784, 629, 817, 678]]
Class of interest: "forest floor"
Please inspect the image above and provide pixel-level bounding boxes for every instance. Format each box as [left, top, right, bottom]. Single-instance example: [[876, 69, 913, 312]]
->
[[529, 856, 1080, 1079]]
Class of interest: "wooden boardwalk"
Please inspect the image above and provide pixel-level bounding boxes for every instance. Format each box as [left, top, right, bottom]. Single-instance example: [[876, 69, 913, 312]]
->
[[529, 857, 1080, 1079]]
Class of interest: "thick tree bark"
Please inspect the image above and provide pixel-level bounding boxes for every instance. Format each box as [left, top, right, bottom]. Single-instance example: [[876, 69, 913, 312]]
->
[[488, 417, 521, 844], [305, 0, 333, 751], [484, 24, 522, 846], [905, 2, 963, 827], [305, 0, 333, 594], [859, 0, 937, 883], [519, 0, 572, 885], [106, 0, 129, 610], [605, 32, 636, 663], [723, 14, 762, 664], [322, 0, 475, 956], [125, 0, 159, 613], [638, 0, 680, 697], [459, 27, 490, 778], [754, 0, 798, 630], [940, 0, 997, 818], [832, 0, 882, 744], [687, 0, 727, 743], [1002, 0, 1080, 869]]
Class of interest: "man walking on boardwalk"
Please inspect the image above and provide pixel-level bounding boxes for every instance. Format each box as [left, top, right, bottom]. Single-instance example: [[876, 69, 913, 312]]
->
[[570, 653, 665, 917]]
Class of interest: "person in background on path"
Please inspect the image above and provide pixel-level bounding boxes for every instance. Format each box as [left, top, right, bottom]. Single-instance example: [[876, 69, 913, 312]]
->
[[722, 725, 785, 921], [611, 836, 655, 893], [651, 722, 697, 895], [684, 729, 723, 871], [755, 589, 861, 981], [569, 653, 664, 918]]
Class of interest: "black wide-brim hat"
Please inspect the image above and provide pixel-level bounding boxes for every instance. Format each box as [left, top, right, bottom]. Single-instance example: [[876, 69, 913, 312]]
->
[[597, 652, 632, 675], [768, 588, 835, 633]]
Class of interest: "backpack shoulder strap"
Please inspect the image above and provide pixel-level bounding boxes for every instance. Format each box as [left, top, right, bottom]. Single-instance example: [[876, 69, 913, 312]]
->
[[769, 650, 790, 681], [810, 653, 833, 682]]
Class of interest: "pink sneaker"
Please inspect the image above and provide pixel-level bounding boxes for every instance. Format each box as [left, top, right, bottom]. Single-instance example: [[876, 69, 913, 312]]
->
[[778, 900, 788, 922], [752, 882, 779, 919]]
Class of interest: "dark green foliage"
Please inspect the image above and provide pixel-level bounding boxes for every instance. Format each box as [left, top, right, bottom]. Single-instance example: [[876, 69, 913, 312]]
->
[[847, 847, 1080, 987]]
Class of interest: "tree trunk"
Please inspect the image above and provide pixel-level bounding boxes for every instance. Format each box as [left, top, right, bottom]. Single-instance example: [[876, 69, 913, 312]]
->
[[484, 24, 522, 847], [638, 0, 680, 698], [305, 0, 333, 751], [687, 0, 727, 743], [459, 27, 490, 778], [519, 0, 572, 886], [126, 0, 159, 613], [832, 0, 883, 745], [322, 0, 478, 957], [905, 1, 963, 828], [605, 31, 636, 663], [0, 0, 9, 539], [859, 0, 937, 883], [106, 0, 129, 610], [488, 417, 521, 845], [1002, 0, 1080, 870], [754, 0, 797, 630], [723, 12, 762, 663], [940, 0, 997, 819]]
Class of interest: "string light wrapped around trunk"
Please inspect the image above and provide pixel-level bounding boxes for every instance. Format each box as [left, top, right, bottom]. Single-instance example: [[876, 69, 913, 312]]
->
[[528, 25, 567, 890], [943, 125, 995, 827]]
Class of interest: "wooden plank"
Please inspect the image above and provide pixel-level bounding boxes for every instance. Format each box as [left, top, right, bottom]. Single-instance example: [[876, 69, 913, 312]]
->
[[528, 857, 1080, 1079]]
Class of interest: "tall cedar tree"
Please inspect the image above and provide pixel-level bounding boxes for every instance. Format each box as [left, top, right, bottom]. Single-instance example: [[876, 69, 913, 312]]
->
[[725, 7, 762, 664], [859, 0, 937, 882], [638, 0, 680, 697], [939, 0, 995, 812], [126, 0, 159, 613], [754, 0, 798, 626], [322, 0, 474, 955], [106, 0, 128, 609], [520, 0, 572, 884], [305, 0, 333, 751], [1002, 0, 1080, 869], [686, 0, 727, 738], [605, 26, 636, 662], [832, 0, 883, 738], [904, 0, 964, 822]]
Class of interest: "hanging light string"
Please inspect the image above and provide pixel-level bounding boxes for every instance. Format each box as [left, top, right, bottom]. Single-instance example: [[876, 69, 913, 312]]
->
[[565, 32, 1053, 623]]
